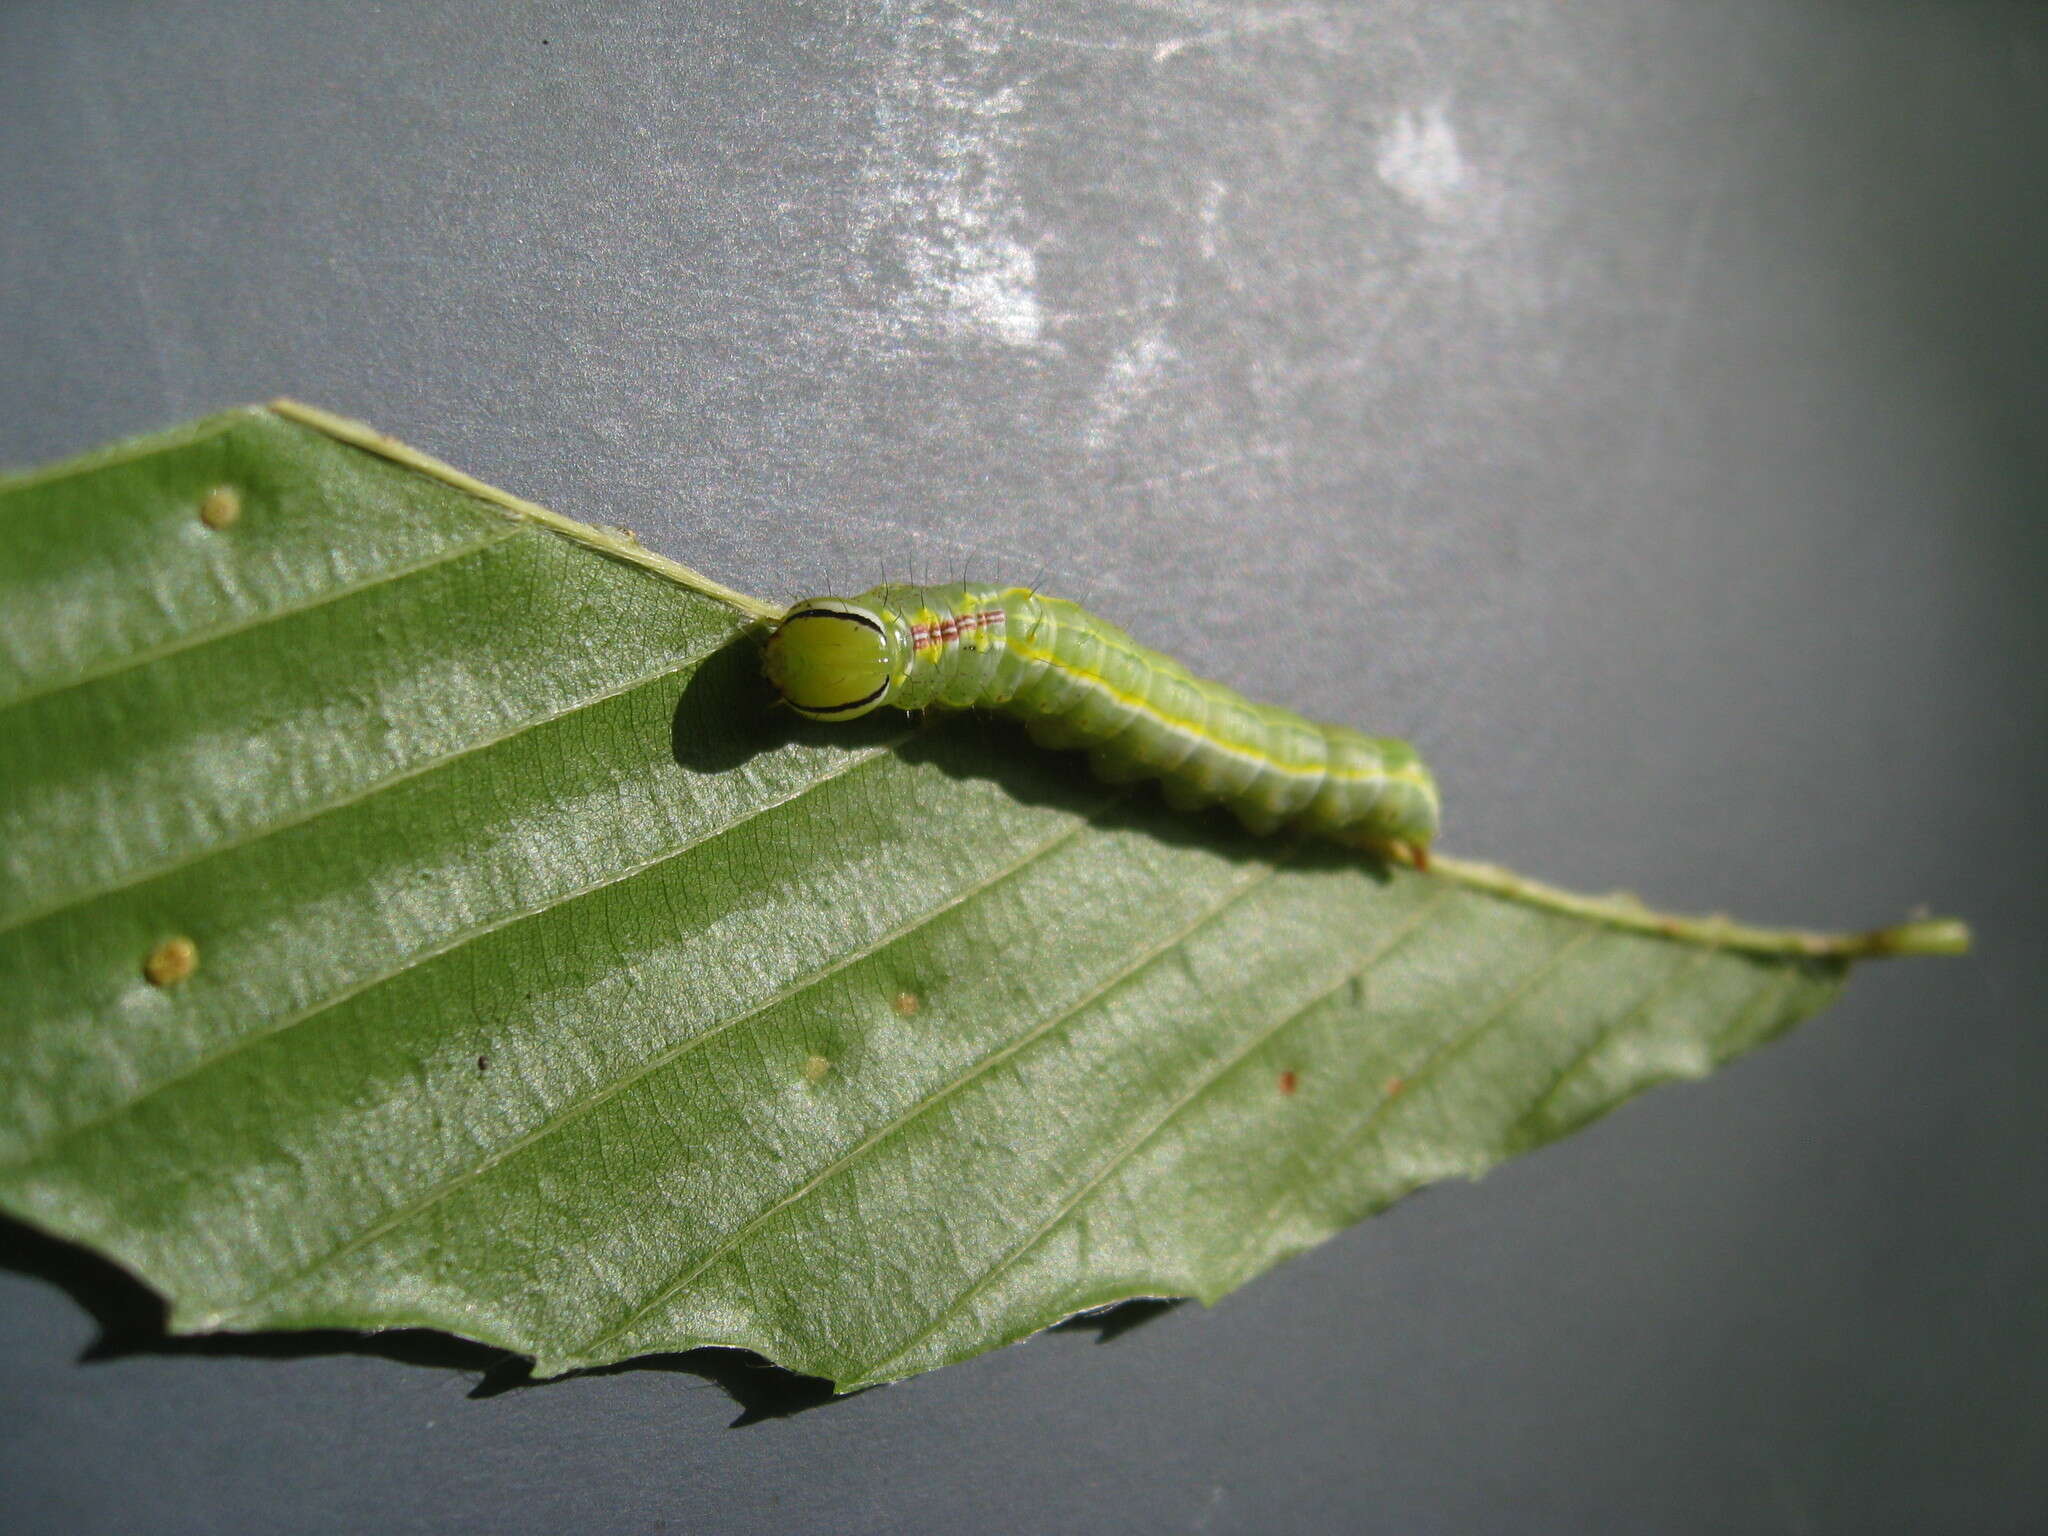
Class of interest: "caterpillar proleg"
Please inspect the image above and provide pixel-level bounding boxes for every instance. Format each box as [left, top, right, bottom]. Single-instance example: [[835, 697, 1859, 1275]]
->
[[763, 583, 1440, 860]]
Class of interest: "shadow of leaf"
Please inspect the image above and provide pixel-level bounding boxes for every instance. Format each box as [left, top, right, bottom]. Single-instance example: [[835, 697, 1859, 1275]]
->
[[0, 1214, 844, 1427], [1050, 1297, 1188, 1343]]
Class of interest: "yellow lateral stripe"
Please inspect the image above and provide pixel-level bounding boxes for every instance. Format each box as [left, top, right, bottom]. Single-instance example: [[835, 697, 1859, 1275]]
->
[[1007, 639, 1435, 795]]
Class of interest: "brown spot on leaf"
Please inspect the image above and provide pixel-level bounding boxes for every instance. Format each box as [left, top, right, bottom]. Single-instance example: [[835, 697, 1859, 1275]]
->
[[803, 1054, 832, 1083], [1383, 1075, 1406, 1099], [144, 936, 198, 987], [1278, 1069, 1299, 1096], [893, 991, 920, 1017]]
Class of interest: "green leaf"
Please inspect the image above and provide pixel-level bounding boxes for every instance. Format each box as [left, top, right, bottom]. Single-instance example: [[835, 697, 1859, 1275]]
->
[[0, 405, 1967, 1391]]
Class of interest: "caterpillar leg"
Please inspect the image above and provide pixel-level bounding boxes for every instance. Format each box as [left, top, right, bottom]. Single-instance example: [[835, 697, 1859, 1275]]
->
[[1229, 801, 1287, 837], [1085, 743, 1157, 785], [1368, 837, 1429, 871], [1160, 777, 1224, 815], [1025, 711, 1094, 752], [1330, 826, 1430, 871]]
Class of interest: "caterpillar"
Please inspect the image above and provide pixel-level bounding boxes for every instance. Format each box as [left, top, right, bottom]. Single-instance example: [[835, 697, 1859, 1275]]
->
[[762, 583, 1440, 861]]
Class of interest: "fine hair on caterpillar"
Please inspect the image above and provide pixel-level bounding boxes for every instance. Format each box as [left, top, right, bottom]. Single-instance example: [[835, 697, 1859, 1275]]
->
[[763, 582, 1440, 861]]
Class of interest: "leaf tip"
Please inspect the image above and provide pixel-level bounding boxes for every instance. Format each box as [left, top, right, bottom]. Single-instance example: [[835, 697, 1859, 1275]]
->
[[1867, 916, 1973, 958]]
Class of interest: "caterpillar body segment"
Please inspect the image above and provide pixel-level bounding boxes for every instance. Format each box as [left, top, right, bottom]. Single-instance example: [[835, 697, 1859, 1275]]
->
[[762, 583, 1440, 856]]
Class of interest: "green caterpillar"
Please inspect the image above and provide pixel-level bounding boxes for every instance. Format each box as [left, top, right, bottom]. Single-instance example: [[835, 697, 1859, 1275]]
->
[[762, 583, 1440, 861]]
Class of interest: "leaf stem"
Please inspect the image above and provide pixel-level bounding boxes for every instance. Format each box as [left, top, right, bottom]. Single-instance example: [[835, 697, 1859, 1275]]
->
[[1417, 851, 1970, 961], [267, 398, 786, 624]]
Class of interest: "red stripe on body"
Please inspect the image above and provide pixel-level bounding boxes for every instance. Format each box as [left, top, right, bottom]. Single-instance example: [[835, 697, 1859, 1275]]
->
[[911, 609, 1006, 651]]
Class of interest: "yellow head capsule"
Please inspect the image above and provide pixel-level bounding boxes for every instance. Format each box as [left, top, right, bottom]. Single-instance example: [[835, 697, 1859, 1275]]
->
[[763, 599, 896, 719]]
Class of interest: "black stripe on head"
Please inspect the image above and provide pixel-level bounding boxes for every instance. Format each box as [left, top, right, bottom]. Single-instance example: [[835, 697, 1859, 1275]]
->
[[794, 680, 890, 716], [783, 607, 884, 636]]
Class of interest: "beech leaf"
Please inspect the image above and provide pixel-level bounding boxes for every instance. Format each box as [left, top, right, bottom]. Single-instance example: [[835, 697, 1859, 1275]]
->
[[0, 405, 1967, 1389]]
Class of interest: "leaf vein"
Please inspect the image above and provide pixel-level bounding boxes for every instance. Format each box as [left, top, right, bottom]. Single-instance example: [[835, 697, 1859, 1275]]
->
[[1219, 919, 1604, 1283], [10, 740, 906, 1168], [0, 622, 746, 939], [573, 854, 1290, 1361], [1710, 966, 1803, 1055], [223, 792, 1122, 1317], [1503, 945, 1721, 1146], [862, 879, 1457, 1381], [0, 525, 522, 714]]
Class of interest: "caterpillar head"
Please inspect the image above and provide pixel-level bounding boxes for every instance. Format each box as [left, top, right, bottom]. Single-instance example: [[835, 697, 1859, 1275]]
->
[[763, 598, 898, 719]]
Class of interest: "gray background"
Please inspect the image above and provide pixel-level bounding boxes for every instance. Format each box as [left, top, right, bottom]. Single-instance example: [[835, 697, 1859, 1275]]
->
[[2, 2, 2041, 1531]]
